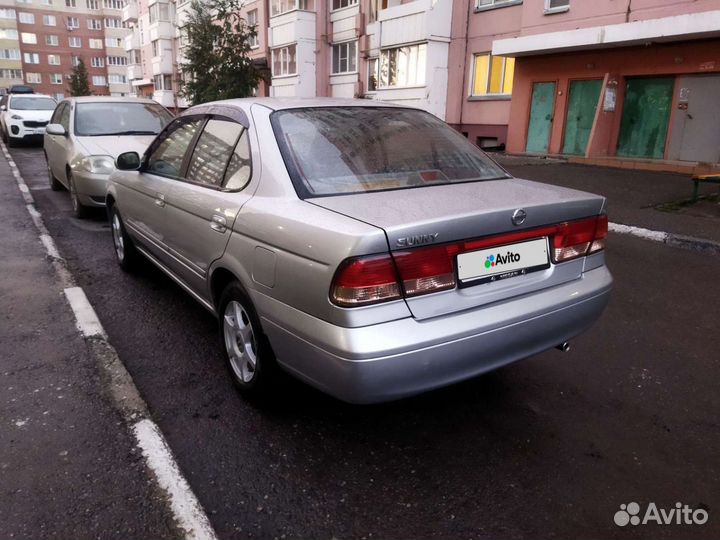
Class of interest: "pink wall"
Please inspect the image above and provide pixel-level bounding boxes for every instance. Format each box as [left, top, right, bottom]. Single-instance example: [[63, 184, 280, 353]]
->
[[505, 39, 720, 156]]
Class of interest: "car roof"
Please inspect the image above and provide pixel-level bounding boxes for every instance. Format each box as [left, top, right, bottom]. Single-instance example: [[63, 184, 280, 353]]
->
[[63, 96, 160, 105], [10, 93, 54, 99], [186, 97, 414, 112]]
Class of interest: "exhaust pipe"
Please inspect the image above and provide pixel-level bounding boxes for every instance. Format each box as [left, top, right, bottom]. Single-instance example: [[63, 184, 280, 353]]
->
[[556, 342, 571, 352]]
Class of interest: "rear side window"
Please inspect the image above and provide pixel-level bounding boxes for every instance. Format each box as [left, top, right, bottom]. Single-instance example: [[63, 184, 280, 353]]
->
[[59, 103, 71, 131], [223, 130, 251, 190], [50, 102, 66, 124], [146, 117, 202, 178], [271, 107, 509, 198], [186, 118, 243, 188]]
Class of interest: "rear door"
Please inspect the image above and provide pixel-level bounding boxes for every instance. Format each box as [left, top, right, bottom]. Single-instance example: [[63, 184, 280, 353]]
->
[[45, 101, 70, 184], [162, 116, 251, 294]]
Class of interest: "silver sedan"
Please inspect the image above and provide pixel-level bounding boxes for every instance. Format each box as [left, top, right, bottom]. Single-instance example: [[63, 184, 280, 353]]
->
[[106, 98, 612, 404], [44, 96, 172, 218]]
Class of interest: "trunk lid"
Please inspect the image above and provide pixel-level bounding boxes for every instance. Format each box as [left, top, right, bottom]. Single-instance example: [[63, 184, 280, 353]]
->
[[310, 178, 607, 320]]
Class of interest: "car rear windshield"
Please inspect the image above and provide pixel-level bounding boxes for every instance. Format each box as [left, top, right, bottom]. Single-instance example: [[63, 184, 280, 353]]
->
[[11, 97, 56, 111], [271, 107, 509, 198], [74, 102, 173, 136]]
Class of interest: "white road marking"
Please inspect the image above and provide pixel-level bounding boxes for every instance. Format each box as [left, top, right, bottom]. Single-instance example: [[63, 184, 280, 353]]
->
[[609, 222, 669, 243], [39, 233, 61, 259], [133, 419, 219, 540], [63, 287, 107, 339]]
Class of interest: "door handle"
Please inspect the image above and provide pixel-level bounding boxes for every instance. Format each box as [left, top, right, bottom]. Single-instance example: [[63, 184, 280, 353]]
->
[[154, 193, 165, 208], [210, 214, 227, 233]]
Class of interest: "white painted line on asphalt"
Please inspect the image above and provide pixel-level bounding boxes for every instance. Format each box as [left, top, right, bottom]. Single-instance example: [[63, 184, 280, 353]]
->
[[63, 287, 107, 339], [133, 419, 219, 540], [39, 233, 61, 260], [609, 222, 669, 243]]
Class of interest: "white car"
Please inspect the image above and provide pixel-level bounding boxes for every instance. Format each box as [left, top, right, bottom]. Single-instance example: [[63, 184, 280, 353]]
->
[[44, 96, 173, 218], [0, 93, 57, 147]]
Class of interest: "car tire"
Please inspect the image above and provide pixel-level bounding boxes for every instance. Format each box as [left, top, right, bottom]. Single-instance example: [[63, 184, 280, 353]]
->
[[7, 134, 17, 148], [1, 126, 7, 143], [67, 170, 89, 219], [46, 155, 62, 191], [219, 282, 281, 400], [110, 205, 139, 272]]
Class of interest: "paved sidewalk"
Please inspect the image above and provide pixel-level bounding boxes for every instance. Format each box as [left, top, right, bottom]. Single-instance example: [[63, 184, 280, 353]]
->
[[496, 154, 720, 245], [0, 157, 179, 538]]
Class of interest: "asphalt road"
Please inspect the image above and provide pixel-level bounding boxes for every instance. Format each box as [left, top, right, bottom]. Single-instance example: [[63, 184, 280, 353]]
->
[[8, 143, 720, 539]]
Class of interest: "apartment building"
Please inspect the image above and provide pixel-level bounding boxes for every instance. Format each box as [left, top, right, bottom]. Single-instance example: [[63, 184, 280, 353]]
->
[[0, 0, 132, 99], [449, 0, 720, 165]]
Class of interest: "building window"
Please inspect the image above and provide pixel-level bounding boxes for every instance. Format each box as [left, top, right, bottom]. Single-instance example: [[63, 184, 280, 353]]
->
[[23, 52, 40, 64], [43, 0, 53, 4], [107, 55, 128, 66], [51, 73, 62, 84], [71, 55, 80, 67], [18, 12, 35, 24], [89, 38, 103, 49], [103, 0, 125, 9], [128, 49, 140, 64], [271, 0, 312, 17], [43, 14, 56, 25], [1, 49, 21, 60], [53, 92, 65, 101], [379, 43, 426, 88], [332, 41, 357, 74], [0, 8, 17, 19], [67, 16, 79, 28], [1, 69, 24, 79], [271, 44, 297, 76], [88, 19, 102, 29], [332, 0, 357, 9], [69, 36, 82, 47], [105, 17, 123, 28], [471, 53, 514, 96], [247, 10, 258, 48], [21, 32, 37, 44], [544, 0, 569, 13], [16, 0, 32, 4], [92, 75, 107, 86], [152, 74, 172, 90], [367, 57, 378, 92], [48, 54, 60, 65], [149, 3, 170, 23], [46, 35, 58, 46], [0, 29, 19, 39], [106, 37, 123, 48], [26, 72, 42, 83], [91, 57, 104, 67], [109, 74, 128, 84], [151, 40, 160, 56], [88, 0, 100, 8], [65, 0, 76, 6], [476, 0, 519, 8]]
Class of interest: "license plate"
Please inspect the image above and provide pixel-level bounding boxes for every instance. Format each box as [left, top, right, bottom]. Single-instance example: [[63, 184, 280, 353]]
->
[[457, 237, 550, 285], [34, 128, 45, 134]]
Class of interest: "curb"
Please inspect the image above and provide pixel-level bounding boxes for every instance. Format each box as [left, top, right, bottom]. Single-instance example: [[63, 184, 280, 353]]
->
[[1, 142, 218, 540], [608, 222, 720, 255]]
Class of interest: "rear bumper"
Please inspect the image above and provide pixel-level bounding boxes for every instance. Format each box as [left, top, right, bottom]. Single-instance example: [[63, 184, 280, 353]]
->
[[259, 265, 613, 404]]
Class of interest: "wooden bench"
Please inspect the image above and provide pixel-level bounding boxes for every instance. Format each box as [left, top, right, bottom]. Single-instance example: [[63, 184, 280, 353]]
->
[[691, 173, 720, 203]]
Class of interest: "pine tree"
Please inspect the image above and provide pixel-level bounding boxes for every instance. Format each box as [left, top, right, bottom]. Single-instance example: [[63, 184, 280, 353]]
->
[[68, 58, 91, 97], [179, 0, 263, 105]]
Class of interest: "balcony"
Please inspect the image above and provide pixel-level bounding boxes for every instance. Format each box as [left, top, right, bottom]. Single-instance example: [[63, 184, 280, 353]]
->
[[151, 54, 173, 75], [125, 31, 140, 51], [152, 90, 176, 107], [122, 2, 138, 23], [268, 9, 316, 47], [127, 64, 143, 80], [149, 21, 175, 41], [377, 0, 451, 48]]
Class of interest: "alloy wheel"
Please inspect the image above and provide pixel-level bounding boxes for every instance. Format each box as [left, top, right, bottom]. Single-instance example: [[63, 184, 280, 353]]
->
[[223, 300, 258, 383]]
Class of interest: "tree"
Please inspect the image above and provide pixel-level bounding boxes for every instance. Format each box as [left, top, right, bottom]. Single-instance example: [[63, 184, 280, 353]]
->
[[68, 58, 91, 97], [180, 0, 263, 105]]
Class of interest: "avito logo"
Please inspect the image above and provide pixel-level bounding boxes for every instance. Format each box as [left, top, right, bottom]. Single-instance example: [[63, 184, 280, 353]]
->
[[485, 251, 521, 269]]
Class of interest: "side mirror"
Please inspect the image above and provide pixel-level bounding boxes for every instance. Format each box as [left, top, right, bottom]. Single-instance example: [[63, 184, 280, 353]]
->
[[116, 151, 141, 171], [0, 105, 6, 112], [46, 123, 66, 136]]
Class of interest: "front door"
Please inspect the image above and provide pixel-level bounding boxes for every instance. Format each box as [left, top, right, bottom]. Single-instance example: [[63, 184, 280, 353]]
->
[[163, 117, 253, 295], [526, 82, 556, 154], [562, 79, 602, 155], [667, 75, 720, 163], [617, 77, 674, 159]]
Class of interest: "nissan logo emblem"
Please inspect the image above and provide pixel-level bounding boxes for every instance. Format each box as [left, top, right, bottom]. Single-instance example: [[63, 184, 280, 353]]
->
[[511, 208, 527, 226]]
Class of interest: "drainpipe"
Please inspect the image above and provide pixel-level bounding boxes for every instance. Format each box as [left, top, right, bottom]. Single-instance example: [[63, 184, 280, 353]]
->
[[625, 0, 632, 22], [457, 0, 471, 129]]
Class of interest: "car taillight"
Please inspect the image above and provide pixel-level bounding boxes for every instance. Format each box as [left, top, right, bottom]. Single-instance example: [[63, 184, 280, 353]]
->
[[552, 215, 608, 262], [330, 215, 608, 307], [330, 255, 401, 307]]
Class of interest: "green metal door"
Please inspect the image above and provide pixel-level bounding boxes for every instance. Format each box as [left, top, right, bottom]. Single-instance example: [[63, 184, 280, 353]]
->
[[562, 79, 602, 155], [617, 77, 674, 159], [526, 82, 556, 154]]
